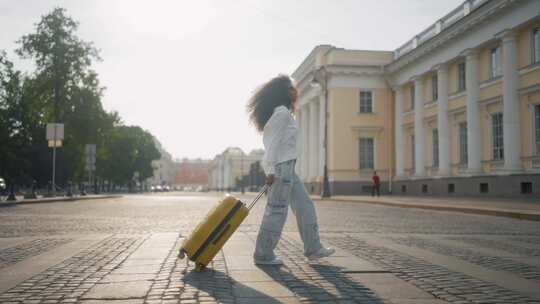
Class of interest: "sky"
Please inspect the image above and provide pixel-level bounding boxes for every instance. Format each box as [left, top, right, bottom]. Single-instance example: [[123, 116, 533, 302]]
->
[[0, 0, 463, 160]]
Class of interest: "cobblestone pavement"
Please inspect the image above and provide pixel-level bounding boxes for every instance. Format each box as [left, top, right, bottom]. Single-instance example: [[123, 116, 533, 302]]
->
[[1, 193, 540, 237], [0, 238, 72, 269], [270, 235, 388, 303], [389, 236, 540, 282], [143, 237, 236, 304], [0, 193, 539, 303], [0, 237, 143, 303], [327, 235, 540, 304], [448, 236, 540, 257]]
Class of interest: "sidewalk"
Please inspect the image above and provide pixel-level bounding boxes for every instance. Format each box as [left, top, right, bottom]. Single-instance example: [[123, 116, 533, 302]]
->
[[314, 195, 540, 221], [0, 194, 122, 206]]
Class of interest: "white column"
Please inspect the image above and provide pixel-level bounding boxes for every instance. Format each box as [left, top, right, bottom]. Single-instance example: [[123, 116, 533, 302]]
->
[[413, 77, 425, 176], [309, 101, 319, 180], [437, 63, 450, 175], [500, 30, 522, 171], [318, 94, 326, 178], [464, 49, 482, 173], [394, 87, 404, 177], [301, 104, 309, 180]]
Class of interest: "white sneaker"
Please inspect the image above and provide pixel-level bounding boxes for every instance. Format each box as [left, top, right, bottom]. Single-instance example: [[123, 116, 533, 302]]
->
[[307, 247, 336, 260], [254, 257, 283, 265]]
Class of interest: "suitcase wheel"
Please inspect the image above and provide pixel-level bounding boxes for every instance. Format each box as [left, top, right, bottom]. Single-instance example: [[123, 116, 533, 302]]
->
[[195, 263, 205, 272], [178, 249, 186, 259]]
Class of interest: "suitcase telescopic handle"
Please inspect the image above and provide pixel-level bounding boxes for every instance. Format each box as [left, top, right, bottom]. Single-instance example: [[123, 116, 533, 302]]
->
[[247, 184, 269, 211]]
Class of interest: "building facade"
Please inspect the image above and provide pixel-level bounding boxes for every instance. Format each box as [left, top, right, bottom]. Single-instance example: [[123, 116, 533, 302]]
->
[[293, 47, 395, 194], [174, 158, 210, 190], [208, 148, 264, 191], [148, 138, 175, 188], [294, 0, 540, 196]]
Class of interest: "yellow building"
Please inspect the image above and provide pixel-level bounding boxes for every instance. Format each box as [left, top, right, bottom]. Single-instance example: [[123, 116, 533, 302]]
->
[[293, 0, 540, 196]]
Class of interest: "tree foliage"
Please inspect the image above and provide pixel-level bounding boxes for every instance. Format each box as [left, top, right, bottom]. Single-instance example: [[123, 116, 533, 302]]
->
[[0, 8, 161, 188]]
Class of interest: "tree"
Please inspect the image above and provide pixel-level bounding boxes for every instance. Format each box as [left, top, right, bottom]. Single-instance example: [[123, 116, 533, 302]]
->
[[0, 52, 36, 184], [100, 126, 160, 188], [1, 7, 163, 191], [15, 7, 106, 185]]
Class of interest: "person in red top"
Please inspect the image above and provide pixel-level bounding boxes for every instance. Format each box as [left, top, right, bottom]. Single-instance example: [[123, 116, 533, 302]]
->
[[372, 171, 380, 197]]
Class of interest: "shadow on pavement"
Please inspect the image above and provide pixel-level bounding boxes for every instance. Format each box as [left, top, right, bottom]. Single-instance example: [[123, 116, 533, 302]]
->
[[258, 263, 386, 303], [184, 268, 281, 303]]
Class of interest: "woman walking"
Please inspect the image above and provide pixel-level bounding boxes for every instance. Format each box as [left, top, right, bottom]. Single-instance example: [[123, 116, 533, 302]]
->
[[247, 75, 335, 265]]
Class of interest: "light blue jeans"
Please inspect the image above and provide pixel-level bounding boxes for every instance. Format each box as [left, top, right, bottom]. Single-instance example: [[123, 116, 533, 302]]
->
[[254, 159, 323, 261]]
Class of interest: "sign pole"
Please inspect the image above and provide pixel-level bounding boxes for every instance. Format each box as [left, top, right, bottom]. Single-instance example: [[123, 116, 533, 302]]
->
[[52, 124, 57, 197]]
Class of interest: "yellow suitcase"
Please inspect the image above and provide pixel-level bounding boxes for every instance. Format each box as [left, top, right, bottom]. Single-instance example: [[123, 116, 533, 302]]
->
[[178, 186, 267, 271]]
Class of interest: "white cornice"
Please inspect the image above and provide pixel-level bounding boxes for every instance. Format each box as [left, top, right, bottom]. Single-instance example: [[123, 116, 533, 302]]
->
[[297, 64, 387, 95], [386, 0, 519, 74], [292, 45, 333, 85]]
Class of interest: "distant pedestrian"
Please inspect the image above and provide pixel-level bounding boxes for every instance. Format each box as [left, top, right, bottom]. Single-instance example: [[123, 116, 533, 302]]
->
[[372, 171, 380, 197], [247, 75, 335, 265]]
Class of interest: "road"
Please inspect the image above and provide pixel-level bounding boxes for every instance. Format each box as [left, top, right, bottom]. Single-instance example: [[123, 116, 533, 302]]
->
[[0, 192, 539, 303]]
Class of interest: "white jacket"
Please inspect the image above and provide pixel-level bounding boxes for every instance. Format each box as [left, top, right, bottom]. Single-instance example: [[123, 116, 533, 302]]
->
[[262, 106, 299, 175]]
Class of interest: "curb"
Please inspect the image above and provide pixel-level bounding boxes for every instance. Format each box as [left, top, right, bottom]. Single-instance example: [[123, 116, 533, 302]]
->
[[0, 195, 123, 207], [312, 197, 540, 221]]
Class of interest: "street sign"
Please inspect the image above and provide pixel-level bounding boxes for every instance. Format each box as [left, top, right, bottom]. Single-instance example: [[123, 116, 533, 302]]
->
[[48, 140, 63, 148], [46, 123, 64, 140]]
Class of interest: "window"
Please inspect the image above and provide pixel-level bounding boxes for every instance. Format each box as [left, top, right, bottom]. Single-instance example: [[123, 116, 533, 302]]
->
[[422, 184, 428, 193], [521, 182, 533, 194], [448, 183, 455, 193], [459, 122, 468, 165], [535, 104, 540, 154], [432, 74, 438, 101], [533, 27, 540, 64], [480, 183, 489, 193], [358, 138, 374, 169], [410, 85, 415, 110], [359, 91, 373, 113], [411, 135, 415, 170], [458, 62, 466, 92], [491, 112, 504, 160], [490, 47, 501, 78], [432, 129, 439, 168]]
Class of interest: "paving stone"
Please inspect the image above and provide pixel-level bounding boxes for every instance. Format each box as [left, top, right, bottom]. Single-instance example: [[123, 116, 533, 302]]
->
[[235, 297, 301, 303], [349, 273, 440, 300], [110, 265, 162, 274], [229, 270, 276, 282], [324, 256, 383, 272], [233, 281, 294, 298], [81, 300, 145, 304], [102, 273, 153, 283], [0, 238, 73, 269], [83, 281, 153, 299]]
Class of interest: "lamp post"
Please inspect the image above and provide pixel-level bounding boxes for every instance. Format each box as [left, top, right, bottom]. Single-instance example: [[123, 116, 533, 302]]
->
[[310, 67, 331, 198]]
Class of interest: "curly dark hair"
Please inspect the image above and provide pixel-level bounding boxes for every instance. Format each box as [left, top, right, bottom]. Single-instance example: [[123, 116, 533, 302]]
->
[[247, 75, 297, 132]]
